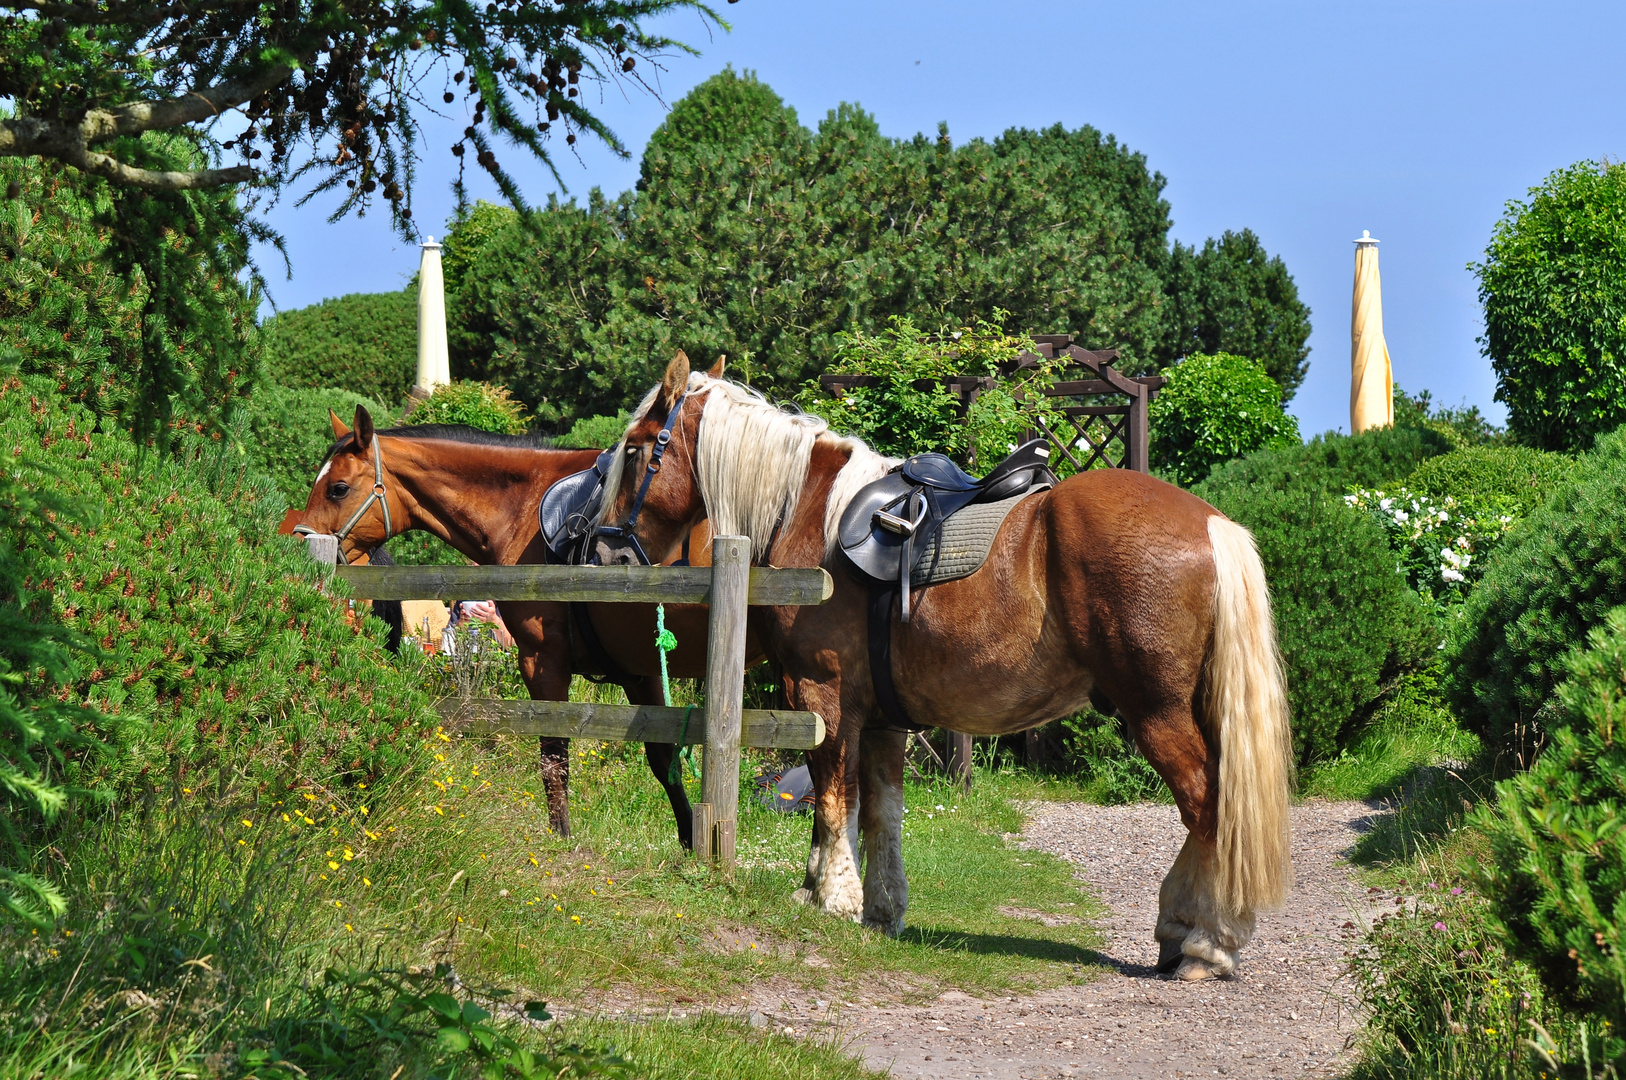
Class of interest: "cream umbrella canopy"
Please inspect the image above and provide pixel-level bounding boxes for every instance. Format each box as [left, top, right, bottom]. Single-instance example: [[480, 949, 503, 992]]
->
[[412, 236, 451, 399], [1350, 230, 1393, 431]]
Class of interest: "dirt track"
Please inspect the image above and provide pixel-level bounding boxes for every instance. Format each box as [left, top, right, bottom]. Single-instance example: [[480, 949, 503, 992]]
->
[[825, 800, 1379, 1079]]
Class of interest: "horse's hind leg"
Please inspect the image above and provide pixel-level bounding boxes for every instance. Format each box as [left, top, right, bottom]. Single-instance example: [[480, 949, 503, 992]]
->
[[858, 727, 908, 935], [622, 676, 695, 851], [1132, 702, 1254, 980]]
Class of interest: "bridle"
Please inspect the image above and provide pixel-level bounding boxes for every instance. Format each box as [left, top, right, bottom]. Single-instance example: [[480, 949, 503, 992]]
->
[[293, 434, 396, 562], [590, 389, 687, 567]]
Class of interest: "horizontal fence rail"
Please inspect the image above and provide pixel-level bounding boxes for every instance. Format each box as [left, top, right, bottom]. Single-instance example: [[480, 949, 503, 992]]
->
[[334, 563, 832, 606], [302, 533, 822, 867], [438, 698, 826, 750]]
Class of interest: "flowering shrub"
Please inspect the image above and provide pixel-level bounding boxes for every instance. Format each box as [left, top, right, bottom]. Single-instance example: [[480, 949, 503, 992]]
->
[[1348, 880, 1549, 1077], [1344, 486, 1514, 605]]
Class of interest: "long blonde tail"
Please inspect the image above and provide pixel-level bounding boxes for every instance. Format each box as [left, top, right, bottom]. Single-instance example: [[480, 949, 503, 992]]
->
[[1205, 515, 1295, 914]]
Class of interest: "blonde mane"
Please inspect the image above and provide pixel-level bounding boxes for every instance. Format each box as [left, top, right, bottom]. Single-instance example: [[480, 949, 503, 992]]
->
[[600, 373, 894, 562]]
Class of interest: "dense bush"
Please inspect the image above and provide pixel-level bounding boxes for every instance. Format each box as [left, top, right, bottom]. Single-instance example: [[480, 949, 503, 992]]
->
[[1476, 159, 1626, 453], [1158, 230, 1313, 399], [1407, 444, 1574, 517], [1147, 352, 1300, 486], [556, 413, 629, 449], [245, 384, 397, 507], [1198, 421, 1452, 498], [1477, 606, 1626, 1061], [1193, 477, 1427, 766], [0, 373, 436, 805], [0, 389, 101, 925], [446, 69, 1310, 424], [0, 154, 263, 441], [262, 289, 418, 406], [1446, 425, 1626, 749], [404, 379, 529, 434]]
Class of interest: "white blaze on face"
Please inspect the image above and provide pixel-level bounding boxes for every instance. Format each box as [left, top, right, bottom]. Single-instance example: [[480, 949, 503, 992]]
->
[[314, 459, 333, 485]]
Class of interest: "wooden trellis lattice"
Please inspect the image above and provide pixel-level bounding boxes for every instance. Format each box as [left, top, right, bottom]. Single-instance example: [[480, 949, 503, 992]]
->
[[820, 333, 1166, 475], [819, 332, 1166, 781]]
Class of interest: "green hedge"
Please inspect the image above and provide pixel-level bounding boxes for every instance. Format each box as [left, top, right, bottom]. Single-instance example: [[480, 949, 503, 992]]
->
[[1478, 606, 1626, 1053], [262, 289, 418, 406], [1193, 475, 1427, 766], [245, 384, 397, 508], [0, 374, 435, 805], [404, 380, 528, 435], [1406, 444, 1575, 518], [1446, 425, 1626, 749], [1199, 422, 1452, 497]]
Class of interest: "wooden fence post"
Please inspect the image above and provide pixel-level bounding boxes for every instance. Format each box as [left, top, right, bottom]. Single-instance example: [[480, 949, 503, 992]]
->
[[699, 535, 750, 866], [948, 730, 974, 791], [305, 534, 339, 569]]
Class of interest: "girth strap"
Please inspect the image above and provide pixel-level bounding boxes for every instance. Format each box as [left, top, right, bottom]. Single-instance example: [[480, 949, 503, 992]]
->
[[866, 581, 930, 733]]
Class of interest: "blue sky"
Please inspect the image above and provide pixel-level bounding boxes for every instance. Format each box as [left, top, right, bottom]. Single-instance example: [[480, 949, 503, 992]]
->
[[254, 0, 1626, 439]]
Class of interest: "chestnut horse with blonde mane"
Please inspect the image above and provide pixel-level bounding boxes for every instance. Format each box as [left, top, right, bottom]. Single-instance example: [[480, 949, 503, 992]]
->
[[594, 354, 1295, 980], [291, 403, 748, 849]]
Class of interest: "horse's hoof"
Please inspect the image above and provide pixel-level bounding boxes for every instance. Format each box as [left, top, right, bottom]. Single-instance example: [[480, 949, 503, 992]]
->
[[862, 913, 904, 937], [1154, 938, 1185, 974], [791, 888, 813, 906], [1173, 956, 1225, 982]]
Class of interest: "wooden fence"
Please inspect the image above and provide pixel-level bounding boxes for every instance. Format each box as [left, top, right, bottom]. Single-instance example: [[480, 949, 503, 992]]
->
[[303, 534, 831, 867]]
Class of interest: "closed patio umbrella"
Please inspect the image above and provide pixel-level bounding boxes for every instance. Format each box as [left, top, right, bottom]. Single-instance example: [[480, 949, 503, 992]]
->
[[1350, 230, 1393, 432], [413, 236, 451, 400]]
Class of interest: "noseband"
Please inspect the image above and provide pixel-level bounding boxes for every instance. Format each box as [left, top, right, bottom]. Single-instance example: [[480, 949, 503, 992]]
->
[[591, 390, 687, 566], [293, 435, 396, 562]]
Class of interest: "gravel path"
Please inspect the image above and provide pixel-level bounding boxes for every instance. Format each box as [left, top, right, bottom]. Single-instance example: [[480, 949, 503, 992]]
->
[[833, 800, 1380, 1079]]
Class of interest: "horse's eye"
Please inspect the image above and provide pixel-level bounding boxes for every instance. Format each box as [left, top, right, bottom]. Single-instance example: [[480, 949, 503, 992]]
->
[[328, 481, 351, 499]]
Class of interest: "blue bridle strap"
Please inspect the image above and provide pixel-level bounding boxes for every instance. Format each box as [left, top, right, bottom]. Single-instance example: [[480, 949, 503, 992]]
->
[[595, 389, 687, 566]]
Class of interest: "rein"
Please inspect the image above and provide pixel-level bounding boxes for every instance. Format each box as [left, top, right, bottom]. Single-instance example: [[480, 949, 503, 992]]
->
[[293, 435, 396, 561], [592, 389, 687, 566]]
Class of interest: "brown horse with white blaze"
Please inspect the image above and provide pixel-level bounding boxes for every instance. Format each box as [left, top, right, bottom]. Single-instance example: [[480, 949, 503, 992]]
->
[[291, 402, 749, 850], [594, 354, 1295, 980]]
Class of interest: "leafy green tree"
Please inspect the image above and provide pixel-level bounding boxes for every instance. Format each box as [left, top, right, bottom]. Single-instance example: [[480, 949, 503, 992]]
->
[[1159, 229, 1312, 400], [1476, 160, 1626, 452], [0, 0, 718, 441], [261, 289, 418, 405], [450, 70, 1184, 424], [1149, 352, 1301, 486], [0, 149, 263, 441]]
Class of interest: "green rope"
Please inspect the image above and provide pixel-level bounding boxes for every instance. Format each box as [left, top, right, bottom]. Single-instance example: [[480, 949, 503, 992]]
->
[[656, 604, 700, 785]]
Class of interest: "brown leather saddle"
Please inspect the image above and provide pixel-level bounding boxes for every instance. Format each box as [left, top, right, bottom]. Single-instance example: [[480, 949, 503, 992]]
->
[[838, 440, 1056, 730]]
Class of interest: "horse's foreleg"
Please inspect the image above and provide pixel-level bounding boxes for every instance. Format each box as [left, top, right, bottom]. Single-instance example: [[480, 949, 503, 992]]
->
[[622, 676, 694, 851], [858, 727, 908, 935], [508, 604, 574, 839], [787, 676, 863, 920]]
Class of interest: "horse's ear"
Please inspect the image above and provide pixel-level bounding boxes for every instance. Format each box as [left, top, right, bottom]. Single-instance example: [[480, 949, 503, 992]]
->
[[706, 354, 726, 379], [353, 405, 375, 451], [661, 350, 691, 409], [330, 409, 351, 438]]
